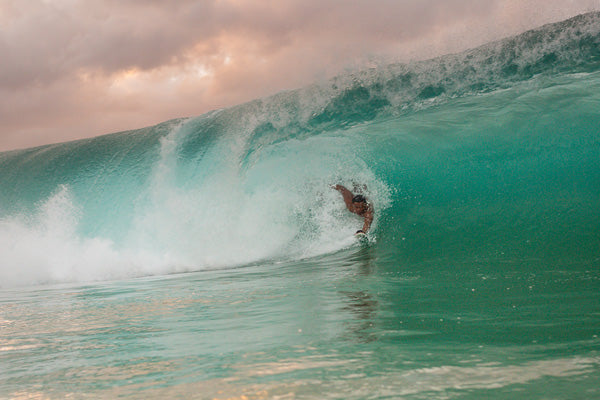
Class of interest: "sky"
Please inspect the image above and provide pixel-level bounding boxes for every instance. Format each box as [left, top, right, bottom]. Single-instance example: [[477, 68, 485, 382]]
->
[[1, 0, 599, 151]]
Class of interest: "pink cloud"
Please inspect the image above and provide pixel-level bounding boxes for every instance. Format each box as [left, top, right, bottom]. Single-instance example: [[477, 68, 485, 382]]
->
[[0, 0, 598, 150]]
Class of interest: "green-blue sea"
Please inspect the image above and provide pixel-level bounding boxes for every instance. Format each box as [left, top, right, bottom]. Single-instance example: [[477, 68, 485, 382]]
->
[[1, 12, 600, 399]]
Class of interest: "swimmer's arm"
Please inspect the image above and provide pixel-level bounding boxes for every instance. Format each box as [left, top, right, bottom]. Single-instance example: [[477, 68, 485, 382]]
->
[[362, 206, 374, 232], [332, 184, 354, 210]]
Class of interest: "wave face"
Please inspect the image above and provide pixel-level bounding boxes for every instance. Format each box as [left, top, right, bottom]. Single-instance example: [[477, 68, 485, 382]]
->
[[1, 12, 599, 287]]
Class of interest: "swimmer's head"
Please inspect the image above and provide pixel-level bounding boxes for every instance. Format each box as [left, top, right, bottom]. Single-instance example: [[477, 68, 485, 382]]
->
[[351, 195, 369, 214], [352, 195, 366, 203]]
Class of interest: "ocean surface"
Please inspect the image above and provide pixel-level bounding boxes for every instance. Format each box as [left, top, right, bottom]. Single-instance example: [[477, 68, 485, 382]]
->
[[1, 12, 600, 399]]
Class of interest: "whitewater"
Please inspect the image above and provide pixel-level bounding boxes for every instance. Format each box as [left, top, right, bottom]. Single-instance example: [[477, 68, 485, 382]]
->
[[1, 12, 599, 399]]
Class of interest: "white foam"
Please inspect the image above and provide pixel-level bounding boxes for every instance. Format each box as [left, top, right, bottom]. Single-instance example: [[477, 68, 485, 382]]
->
[[0, 123, 390, 288], [129, 124, 389, 269], [0, 185, 184, 288]]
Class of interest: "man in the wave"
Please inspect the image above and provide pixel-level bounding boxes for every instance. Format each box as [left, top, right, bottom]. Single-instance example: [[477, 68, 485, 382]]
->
[[332, 184, 373, 234]]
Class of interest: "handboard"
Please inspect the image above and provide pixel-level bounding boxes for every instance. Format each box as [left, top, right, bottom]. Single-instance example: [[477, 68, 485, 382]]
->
[[354, 232, 368, 243]]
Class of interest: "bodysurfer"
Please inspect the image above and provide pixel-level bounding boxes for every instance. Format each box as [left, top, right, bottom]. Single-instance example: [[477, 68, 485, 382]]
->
[[332, 184, 373, 234]]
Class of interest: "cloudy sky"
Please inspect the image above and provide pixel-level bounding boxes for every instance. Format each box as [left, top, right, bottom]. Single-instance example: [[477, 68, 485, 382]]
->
[[1, 0, 598, 151]]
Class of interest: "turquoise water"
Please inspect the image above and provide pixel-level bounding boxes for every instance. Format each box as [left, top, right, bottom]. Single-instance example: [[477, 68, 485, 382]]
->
[[1, 12, 600, 399]]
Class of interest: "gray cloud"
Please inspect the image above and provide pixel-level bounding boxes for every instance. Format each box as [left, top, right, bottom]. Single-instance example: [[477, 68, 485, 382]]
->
[[1, 0, 599, 150], [0, 0, 498, 86]]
